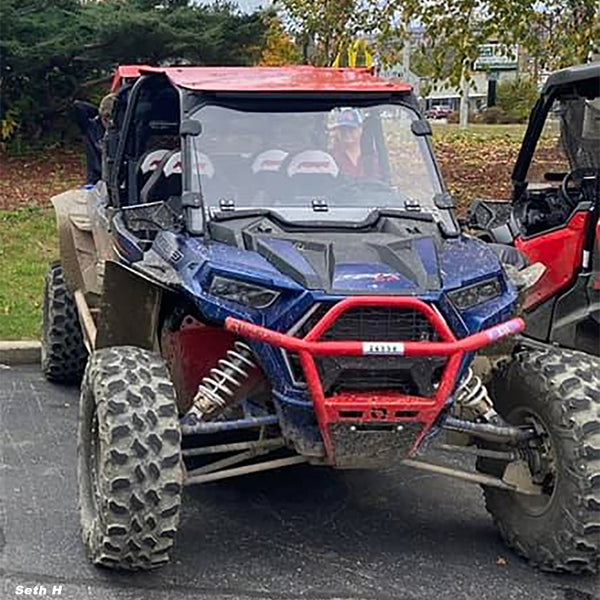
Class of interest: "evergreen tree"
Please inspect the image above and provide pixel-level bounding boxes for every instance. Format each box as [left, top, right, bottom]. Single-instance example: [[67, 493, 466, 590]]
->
[[0, 0, 268, 141]]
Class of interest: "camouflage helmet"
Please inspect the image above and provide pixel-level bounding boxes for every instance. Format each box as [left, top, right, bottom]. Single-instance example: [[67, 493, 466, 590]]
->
[[99, 93, 117, 129]]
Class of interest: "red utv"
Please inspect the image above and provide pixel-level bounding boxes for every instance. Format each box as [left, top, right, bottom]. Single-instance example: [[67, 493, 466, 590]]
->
[[469, 62, 599, 573]]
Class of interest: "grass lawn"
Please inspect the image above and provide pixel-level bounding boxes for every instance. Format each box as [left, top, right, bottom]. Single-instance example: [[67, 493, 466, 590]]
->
[[431, 122, 528, 143], [0, 207, 58, 339], [430, 124, 527, 212]]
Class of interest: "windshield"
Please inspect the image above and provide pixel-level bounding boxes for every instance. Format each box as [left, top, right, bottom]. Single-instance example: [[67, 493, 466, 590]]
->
[[188, 103, 445, 224], [527, 96, 600, 185], [558, 96, 600, 171]]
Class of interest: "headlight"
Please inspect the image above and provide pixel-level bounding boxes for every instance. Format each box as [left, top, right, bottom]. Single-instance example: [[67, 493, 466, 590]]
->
[[209, 275, 280, 309], [447, 277, 502, 310]]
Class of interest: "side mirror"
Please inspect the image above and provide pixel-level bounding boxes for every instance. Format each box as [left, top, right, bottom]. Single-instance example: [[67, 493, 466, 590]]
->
[[180, 119, 202, 137], [411, 119, 432, 136], [505, 261, 546, 295]]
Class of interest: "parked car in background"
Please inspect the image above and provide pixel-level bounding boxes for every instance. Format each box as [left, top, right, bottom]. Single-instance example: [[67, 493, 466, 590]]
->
[[425, 105, 454, 120]]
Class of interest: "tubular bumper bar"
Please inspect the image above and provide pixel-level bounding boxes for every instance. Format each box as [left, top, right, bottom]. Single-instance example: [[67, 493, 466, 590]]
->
[[224, 297, 524, 463], [226, 317, 524, 357]]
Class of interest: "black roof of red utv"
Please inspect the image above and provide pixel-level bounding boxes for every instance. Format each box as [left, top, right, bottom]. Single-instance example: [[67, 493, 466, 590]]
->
[[542, 62, 600, 98]]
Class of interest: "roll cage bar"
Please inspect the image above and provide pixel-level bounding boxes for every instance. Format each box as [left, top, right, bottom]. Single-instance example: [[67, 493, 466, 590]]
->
[[511, 63, 600, 198]]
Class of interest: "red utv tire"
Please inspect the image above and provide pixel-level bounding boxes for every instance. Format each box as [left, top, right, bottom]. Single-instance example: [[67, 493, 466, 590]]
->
[[478, 347, 600, 574]]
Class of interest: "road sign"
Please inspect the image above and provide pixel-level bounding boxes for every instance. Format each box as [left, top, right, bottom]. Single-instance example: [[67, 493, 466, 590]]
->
[[474, 44, 518, 71]]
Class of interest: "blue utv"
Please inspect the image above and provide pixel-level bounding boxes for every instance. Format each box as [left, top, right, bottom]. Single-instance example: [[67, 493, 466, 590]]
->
[[43, 65, 591, 574]]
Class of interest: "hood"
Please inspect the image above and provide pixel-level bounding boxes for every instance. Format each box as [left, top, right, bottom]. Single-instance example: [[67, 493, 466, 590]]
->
[[208, 214, 443, 294]]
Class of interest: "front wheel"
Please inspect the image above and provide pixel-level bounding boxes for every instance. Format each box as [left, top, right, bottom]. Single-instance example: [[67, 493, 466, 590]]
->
[[78, 346, 183, 570], [478, 347, 600, 574]]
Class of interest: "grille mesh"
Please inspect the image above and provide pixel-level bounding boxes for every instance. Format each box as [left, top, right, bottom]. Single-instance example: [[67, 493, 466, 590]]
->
[[285, 304, 445, 395], [300, 305, 438, 342]]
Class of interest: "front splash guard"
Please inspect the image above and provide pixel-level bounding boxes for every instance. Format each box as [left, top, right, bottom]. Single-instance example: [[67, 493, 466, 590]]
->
[[225, 297, 524, 465]]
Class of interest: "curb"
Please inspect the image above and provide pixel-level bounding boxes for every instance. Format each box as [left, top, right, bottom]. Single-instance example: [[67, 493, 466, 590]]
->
[[0, 341, 42, 365]]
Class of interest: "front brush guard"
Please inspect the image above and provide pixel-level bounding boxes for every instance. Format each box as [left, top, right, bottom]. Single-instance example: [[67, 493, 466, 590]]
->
[[225, 297, 524, 464]]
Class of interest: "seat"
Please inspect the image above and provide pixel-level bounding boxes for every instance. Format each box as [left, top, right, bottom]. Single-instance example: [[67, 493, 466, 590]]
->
[[140, 150, 177, 204], [249, 149, 289, 199], [286, 150, 340, 196], [136, 149, 170, 197], [162, 151, 184, 198], [252, 149, 289, 174], [141, 150, 217, 204]]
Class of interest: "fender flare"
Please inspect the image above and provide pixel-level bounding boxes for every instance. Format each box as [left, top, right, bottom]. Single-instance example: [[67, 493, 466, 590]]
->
[[51, 188, 99, 294], [96, 260, 164, 351]]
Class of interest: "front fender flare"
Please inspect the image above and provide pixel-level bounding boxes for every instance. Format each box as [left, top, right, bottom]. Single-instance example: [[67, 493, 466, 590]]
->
[[96, 260, 165, 351]]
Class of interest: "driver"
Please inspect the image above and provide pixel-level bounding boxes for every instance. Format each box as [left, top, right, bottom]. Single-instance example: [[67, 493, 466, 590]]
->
[[330, 108, 380, 179]]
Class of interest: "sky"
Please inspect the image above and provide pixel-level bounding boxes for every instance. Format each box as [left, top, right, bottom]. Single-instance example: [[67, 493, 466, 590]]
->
[[195, 0, 272, 12], [236, 0, 271, 11]]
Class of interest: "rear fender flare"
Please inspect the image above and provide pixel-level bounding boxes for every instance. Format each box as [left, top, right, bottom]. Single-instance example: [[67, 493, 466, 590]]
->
[[51, 189, 99, 294]]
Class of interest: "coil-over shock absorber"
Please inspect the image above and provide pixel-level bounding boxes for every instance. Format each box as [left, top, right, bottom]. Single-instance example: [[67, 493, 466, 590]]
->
[[192, 341, 257, 421], [454, 368, 498, 423]]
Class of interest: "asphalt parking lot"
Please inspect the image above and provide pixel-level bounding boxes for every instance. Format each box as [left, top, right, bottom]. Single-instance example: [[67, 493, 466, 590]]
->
[[1, 364, 598, 600]]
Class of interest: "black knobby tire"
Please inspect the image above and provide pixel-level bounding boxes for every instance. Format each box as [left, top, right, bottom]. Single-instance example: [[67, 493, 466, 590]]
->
[[78, 346, 184, 570], [479, 347, 600, 574], [41, 262, 87, 383]]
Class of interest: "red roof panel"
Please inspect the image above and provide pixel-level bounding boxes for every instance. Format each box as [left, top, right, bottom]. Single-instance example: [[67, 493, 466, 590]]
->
[[110, 65, 151, 92], [114, 65, 411, 93]]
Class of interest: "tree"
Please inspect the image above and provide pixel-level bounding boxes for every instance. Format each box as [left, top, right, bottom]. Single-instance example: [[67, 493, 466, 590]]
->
[[259, 14, 302, 65], [506, 0, 599, 73], [398, 0, 598, 85], [1, 0, 89, 140], [0, 0, 269, 142], [275, 0, 394, 66], [275, 0, 598, 76], [496, 76, 539, 122], [388, 0, 597, 126]]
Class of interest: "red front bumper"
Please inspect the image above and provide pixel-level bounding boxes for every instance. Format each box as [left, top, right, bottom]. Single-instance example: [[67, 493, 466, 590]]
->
[[225, 297, 524, 463]]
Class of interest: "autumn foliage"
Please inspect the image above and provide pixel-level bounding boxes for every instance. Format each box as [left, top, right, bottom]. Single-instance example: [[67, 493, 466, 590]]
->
[[260, 16, 302, 66]]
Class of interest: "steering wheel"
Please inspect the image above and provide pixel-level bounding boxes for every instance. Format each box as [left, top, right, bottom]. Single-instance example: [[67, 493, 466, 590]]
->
[[561, 167, 599, 207]]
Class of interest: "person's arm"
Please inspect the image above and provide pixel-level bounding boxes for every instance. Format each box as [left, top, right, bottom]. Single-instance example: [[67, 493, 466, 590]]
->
[[73, 100, 99, 133]]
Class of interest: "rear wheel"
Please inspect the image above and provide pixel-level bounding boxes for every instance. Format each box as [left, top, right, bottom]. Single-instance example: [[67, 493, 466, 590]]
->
[[41, 262, 87, 383], [478, 347, 600, 574], [78, 346, 183, 570]]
